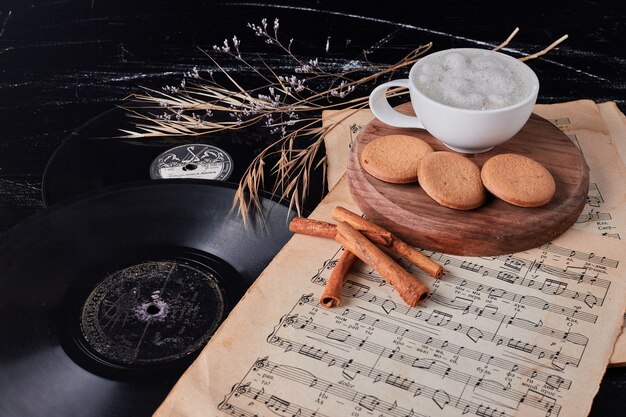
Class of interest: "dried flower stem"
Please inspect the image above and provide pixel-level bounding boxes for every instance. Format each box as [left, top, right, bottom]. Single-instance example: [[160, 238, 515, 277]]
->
[[519, 34, 569, 62], [493, 27, 520, 51], [122, 22, 567, 222]]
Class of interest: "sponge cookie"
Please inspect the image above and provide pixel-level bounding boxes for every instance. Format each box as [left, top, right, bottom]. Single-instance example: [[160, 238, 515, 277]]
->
[[418, 151, 487, 210], [481, 153, 556, 207], [360, 135, 434, 183]]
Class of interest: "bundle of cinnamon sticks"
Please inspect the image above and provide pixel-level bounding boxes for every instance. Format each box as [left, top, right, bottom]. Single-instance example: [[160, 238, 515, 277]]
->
[[289, 206, 443, 308]]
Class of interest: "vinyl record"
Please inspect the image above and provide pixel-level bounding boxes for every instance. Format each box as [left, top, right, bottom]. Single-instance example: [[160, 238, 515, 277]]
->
[[42, 107, 327, 211], [0, 180, 295, 417], [41, 107, 265, 207]]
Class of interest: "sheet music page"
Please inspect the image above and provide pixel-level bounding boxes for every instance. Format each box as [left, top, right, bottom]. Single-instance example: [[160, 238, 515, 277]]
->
[[596, 101, 626, 365], [323, 102, 626, 366], [155, 178, 626, 417], [534, 100, 626, 240], [323, 101, 626, 240]]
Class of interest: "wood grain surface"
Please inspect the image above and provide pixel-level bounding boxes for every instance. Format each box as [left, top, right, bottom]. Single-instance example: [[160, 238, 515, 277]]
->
[[348, 102, 589, 256]]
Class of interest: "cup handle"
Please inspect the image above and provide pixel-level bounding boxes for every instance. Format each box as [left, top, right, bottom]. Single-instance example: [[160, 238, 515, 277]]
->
[[369, 79, 424, 129]]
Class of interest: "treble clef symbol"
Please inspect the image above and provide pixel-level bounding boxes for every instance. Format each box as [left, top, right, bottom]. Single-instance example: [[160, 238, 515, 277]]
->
[[299, 293, 314, 305], [234, 382, 251, 397], [253, 356, 269, 371], [283, 314, 299, 326]]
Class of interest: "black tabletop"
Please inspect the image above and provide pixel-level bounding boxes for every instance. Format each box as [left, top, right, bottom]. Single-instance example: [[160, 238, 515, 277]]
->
[[0, 1, 624, 415]]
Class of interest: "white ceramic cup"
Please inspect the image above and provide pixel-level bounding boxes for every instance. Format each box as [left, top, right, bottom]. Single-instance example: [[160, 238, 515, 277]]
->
[[369, 48, 540, 154]]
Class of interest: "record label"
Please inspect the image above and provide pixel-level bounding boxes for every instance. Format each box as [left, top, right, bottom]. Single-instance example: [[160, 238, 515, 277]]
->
[[80, 260, 226, 366], [149, 144, 233, 180], [0, 180, 295, 417]]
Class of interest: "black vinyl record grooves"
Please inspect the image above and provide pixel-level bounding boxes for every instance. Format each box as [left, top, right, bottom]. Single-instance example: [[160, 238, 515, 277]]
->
[[42, 107, 326, 212], [41, 107, 264, 207], [0, 180, 295, 417]]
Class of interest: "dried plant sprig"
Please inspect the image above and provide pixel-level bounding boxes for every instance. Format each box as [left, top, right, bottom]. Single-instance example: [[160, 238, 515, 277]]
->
[[493, 27, 520, 52], [519, 34, 569, 62], [122, 22, 567, 221]]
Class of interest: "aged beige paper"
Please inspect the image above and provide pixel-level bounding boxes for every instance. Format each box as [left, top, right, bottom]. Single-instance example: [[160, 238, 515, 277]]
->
[[597, 101, 626, 165], [596, 101, 626, 366], [322, 101, 626, 367], [322, 109, 376, 191], [322, 108, 372, 188], [521, 101, 626, 366], [324, 101, 626, 240], [534, 100, 626, 239], [611, 313, 626, 366], [155, 177, 626, 417]]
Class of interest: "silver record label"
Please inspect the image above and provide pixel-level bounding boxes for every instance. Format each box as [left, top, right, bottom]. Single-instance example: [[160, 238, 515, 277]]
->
[[80, 261, 226, 366], [149, 144, 233, 180]]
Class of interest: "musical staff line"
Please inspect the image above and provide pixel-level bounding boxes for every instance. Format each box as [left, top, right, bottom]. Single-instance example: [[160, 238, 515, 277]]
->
[[206, 102, 626, 417], [351, 257, 608, 306], [254, 358, 517, 417], [289, 300, 573, 387], [269, 324, 567, 413], [312, 290, 583, 369], [323, 265, 598, 324], [429, 293, 589, 345], [534, 264, 608, 288], [221, 382, 331, 417], [538, 243, 618, 268], [440, 272, 597, 323]]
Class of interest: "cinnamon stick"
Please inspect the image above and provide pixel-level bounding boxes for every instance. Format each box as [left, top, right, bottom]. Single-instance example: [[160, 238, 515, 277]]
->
[[390, 239, 443, 279], [289, 217, 390, 246], [332, 206, 393, 243], [289, 217, 336, 239], [331, 206, 443, 279], [335, 222, 429, 307], [320, 249, 357, 308]]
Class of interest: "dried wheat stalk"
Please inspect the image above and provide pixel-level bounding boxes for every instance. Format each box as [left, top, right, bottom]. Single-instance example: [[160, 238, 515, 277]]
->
[[121, 22, 567, 221]]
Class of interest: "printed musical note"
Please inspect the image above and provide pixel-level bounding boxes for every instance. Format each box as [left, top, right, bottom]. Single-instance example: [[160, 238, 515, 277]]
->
[[381, 299, 397, 315], [496, 271, 518, 284], [426, 310, 452, 326], [384, 374, 413, 390], [265, 395, 290, 412], [298, 345, 326, 361], [503, 256, 526, 272], [489, 288, 507, 298], [326, 328, 350, 342], [507, 339, 535, 354], [341, 359, 359, 381], [343, 280, 370, 298], [218, 207, 624, 417], [412, 358, 435, 369], [447, 296, 474, 312], [466, 327, 484, 343], [357, 395, 380, 411], [545, 374, 565, 390], [541, 278, 568, 295], [460, 261, 483, 273], [476, 404, 504, 417], [478, 305, 498, 317], [431, 389, 451, 410], [584, 293, 598, 308]]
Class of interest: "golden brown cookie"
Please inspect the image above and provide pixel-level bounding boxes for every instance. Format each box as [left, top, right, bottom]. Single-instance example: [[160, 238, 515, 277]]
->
[[481, 153, 556, 207], [418, 151, 487, 210], [360, 135, 434, 183]]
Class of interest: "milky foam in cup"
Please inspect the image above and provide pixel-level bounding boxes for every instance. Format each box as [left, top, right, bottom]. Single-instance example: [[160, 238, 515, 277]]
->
[[369, 48, 539, 154]]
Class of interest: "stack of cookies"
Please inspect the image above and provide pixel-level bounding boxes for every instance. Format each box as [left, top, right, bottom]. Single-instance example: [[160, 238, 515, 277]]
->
[[359, 134, 556, 210]]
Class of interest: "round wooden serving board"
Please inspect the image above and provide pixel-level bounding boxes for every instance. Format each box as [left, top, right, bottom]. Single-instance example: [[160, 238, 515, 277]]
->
[[347, 102, 589, 256]]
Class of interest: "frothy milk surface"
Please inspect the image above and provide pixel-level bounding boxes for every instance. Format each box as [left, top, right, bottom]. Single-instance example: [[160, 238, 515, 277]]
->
[[414, 49, 534, 110]]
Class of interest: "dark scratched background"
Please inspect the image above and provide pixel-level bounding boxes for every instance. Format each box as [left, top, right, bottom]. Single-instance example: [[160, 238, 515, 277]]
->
[[0, 1, 624, 415]]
